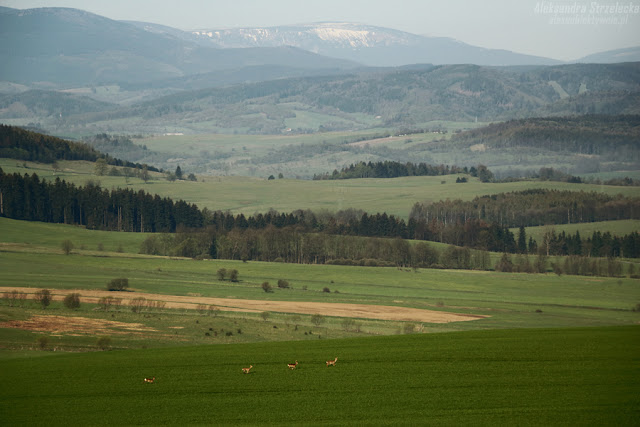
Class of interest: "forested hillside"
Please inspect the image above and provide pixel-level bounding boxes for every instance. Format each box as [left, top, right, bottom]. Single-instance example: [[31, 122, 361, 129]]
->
[[444, 115, 640, 158], [0, 125, 159, 172], [3, 62, 639, 136]]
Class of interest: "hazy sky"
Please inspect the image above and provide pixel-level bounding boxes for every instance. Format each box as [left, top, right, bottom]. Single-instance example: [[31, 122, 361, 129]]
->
[[1, 0, 639, 60]]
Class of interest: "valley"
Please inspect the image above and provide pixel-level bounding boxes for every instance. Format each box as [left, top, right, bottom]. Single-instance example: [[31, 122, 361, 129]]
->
[[1, 4, 639, 425]]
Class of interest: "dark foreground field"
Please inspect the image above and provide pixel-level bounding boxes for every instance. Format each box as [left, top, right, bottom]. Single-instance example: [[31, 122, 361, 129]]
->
[[2, 326, 638, 425]]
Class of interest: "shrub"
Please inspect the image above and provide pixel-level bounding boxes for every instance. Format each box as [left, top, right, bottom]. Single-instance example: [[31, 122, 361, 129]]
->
[[495, 253, 514, 272], [96, 336, 112, 350], [61, 239, 74, 255], [261, 282, 273, 293], [129, 297, 146, 313], [34, 289, 51, 309], [322, 287, 331, 293], [63, 293, 81, 310], [108, 278, 129, 291], [98, 296, 113, 311], [277, 279, 290, 289], [403, 323, 416, 334], [36, 335, 49, 350], [229, 269, 239, 282], [3, 290, 25, 307], [341, 318, 356, 331], [311, 314, 325, 326], [217, 268, 227, 281], [261, 311, 270, 321]]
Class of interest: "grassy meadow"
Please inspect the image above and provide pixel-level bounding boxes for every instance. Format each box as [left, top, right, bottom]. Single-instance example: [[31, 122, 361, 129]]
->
[[516, 220, 640, 243], [2, 217, 639, 357], [2, 158, 638, 219], [2, 150, 640, 425], [1, 326, 638, 425]]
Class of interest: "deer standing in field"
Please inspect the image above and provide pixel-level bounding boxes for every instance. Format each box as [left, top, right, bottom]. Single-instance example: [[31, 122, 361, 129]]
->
[[326, 357, 338, 367], [144, 377, 155, 383], [287, 360, 298, 370], [242, 365, 253, 374]]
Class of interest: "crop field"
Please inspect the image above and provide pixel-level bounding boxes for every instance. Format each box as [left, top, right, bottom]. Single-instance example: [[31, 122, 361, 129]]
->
[[1, 217, 639, 358], [1, 326, 638, 425], [2, 158, 638, 219]]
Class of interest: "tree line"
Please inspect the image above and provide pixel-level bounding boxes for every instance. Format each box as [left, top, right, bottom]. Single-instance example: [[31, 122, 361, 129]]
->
[[313, 161, 494, 182], [0, 125, 159, 171], [410, 189, 640, 228], [0, 169, 202, 232], [2, 170, 638, 260]]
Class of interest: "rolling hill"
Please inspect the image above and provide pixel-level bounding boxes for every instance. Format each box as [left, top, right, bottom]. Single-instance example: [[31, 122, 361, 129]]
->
[[0, 7, 358, 87]]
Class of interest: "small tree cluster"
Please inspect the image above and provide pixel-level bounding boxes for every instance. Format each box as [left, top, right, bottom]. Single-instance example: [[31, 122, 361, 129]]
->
[[63, 293, 81, 310], [34, 289, 52, 309], [107, 278, 129, 291], [3, 290, 27, 307], [98, 296, 122, 311], [129, 297, 147, 313], [217, 268, 239, 282], [277, 279, 290, 289], [311, 314, 325, 327]]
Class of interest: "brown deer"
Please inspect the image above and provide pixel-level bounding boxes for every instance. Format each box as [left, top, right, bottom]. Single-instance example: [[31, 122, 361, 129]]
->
[[242, 365, 253, 374], [143, 377, 155, 383], [326, 357, 338, 367], [287, 360, 298, 370]]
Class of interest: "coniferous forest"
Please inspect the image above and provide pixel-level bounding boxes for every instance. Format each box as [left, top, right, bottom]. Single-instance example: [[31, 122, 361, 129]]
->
[[1, 168, 638, 263]]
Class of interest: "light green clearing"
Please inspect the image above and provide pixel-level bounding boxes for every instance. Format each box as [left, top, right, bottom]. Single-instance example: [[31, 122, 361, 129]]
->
[[3, 158, 638, 219]]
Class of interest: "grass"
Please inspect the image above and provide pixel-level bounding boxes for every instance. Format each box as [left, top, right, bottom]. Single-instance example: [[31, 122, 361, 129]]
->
[[3, 158, 638, 219], [1, 326, 638, 425], [515, 220, 640, 243]]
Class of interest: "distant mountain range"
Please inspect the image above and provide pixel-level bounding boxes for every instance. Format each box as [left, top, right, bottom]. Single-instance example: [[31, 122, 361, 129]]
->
[[1, 6, 638, 91], [189, 22, 561, 67], [0, 7, 357, 87]]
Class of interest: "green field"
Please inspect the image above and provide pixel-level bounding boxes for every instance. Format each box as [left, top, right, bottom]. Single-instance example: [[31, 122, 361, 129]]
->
[[1, 326, 638, 425], [2, 217, 639, 356], [516, 220, 640, 243], [2, 153, 640, 425], [3, 158, 638, 219]]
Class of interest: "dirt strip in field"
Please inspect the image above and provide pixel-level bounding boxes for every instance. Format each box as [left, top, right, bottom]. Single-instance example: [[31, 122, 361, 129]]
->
[[0, 287, 488, 323]]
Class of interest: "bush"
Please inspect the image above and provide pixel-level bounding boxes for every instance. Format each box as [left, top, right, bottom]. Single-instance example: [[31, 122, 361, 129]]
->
[[129, 297, 146, 313], [108, 278, 129, 291], [36, 335, 49, 350], [261, 311, 270, 321], [63, 293, 81, 310], [98, 296, 113, 311], [322, 287, 331, 293], [495, 253, 514, 272], [229, 269, 239, 282], [277, 279, 290, 289], [61, 239, 74, 255], [217, 268, 227, 281], [96, 336, 112, 350], [261, 282, 273, 293], [341, 318, 356, 331], [311, 314, 325, 326], [34, 289, 52, 309], [403, 323, 416, 334], [3, 290, 26, 307]]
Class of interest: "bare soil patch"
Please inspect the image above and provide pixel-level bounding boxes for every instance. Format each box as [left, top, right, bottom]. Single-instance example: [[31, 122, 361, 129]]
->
[[348, 136, 403, 147], [1, 287, 487, 323], [0, 315, 157, 336]]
